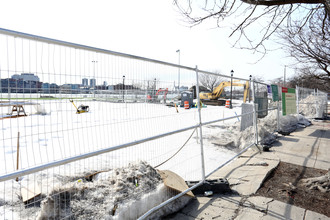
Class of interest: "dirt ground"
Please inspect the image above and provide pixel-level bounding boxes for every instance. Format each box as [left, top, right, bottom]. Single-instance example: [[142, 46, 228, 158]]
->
[[256, 162, 330, 217]]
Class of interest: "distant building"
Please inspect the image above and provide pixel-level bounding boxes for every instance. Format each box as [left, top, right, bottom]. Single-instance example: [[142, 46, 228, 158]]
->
[[41, 83, 59, 94], [50, 83, 60, 93], [113, 84, 135, 90], [96, 85, 107, 90], [60, 84, 80, 94], [0, 78, 18, 93], [0, 73, 42, 93], [90, 79, 96, 88], [42, 83, 50, 93], [12, 73, 40, 82], [82, 78, 88, 87]]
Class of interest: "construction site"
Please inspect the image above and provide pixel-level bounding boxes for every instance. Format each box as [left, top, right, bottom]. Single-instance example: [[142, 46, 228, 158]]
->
[[0, 28, 329, 220]]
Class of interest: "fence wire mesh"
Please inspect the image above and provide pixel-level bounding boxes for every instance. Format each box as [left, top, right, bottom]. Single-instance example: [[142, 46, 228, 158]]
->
[[0, 30, 204, 219]]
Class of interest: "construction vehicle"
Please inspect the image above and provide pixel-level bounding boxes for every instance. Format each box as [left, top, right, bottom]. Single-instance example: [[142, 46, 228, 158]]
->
[[156, 88, 169, 103], [199, 81, 250, 106], [70, 100, 89, 114], [147, 88, 168, 103]]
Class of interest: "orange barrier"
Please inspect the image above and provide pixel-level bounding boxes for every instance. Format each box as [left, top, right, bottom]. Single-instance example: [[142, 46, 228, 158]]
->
[[184, 101, 189, 109], [225, 100, 230, 108]]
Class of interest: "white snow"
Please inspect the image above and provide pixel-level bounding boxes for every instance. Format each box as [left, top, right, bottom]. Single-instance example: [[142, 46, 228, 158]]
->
[[299, 95, 327, 118], [35, 161, 191, 220], [0, 98, 314, 219]]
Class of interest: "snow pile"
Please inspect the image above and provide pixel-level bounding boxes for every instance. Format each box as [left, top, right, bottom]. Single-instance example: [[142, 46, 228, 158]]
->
[[236, 124, 277, 148], [299, 95, 326, 118], [279, 114, 298, 134], [33, 104, 48, 115], [36, 161, 191, 220], [297, 114, 312, 127], [235, 110, 278, 148], [211, 110, 312, 149]]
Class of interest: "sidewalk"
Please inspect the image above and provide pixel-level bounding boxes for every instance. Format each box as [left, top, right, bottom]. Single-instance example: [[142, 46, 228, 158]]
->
[[168, 120, 330, 220]]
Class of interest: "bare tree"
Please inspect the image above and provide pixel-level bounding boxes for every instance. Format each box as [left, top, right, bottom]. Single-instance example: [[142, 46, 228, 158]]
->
[[199, 72, 223, 91], [279, 10, 329, 79], [270, 77, 284, 87], [288, 69, 330, 92], [277, 10, 330, 92], [174, 0, 329, 52]]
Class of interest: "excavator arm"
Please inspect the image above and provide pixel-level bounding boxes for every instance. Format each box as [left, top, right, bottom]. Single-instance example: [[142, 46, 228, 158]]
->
[[199, 80, 250, 105], [243, 81, 250, 103]]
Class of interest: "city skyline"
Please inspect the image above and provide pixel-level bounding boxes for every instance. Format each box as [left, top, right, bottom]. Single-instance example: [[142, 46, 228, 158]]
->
[[0, 72, 172, 94]]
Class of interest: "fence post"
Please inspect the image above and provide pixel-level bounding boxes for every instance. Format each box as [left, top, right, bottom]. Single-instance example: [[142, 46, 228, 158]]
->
[[16, 132, 20, 181], [249, 75, 252, 102], [296, 86, 300, 119], [277, 100, 280, 132], [195, 66, 206, 181], [252, 80, 258, 145]]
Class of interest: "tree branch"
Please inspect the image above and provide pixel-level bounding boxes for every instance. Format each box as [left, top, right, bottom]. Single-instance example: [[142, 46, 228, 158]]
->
[[241, 0, 324, 6]]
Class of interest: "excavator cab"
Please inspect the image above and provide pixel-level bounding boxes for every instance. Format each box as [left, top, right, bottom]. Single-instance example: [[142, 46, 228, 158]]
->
[[70, 100, 89, 114]]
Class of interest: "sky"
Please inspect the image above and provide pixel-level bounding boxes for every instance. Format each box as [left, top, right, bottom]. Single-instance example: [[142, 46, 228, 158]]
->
[[0, 0, 295, 83]]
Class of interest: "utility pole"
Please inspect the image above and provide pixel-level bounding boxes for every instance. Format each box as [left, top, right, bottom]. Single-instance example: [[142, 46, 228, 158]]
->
[[284, 65, 286, 87]]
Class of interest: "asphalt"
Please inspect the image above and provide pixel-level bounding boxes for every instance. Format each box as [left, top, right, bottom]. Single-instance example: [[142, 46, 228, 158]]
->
[[168, 120, 330, 220]]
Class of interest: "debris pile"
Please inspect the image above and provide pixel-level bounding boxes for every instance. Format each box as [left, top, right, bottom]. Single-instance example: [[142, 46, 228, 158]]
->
[[279, 114, 298, 134], [36, 161, 191, 220]]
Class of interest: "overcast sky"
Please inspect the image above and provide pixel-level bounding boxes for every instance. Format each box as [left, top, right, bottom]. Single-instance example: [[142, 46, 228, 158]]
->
[[0, 0, 295, 82]]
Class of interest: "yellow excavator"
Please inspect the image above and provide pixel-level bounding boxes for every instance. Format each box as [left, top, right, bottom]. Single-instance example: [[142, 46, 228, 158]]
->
[[199, 80, 250, 106], [70, 100, 89, 114]]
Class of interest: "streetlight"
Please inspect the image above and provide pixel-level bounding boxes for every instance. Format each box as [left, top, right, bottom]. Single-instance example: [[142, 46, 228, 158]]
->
[[176, 49, 180, 92], [122, 75, 125, 102], [230, 70, 234, 109]]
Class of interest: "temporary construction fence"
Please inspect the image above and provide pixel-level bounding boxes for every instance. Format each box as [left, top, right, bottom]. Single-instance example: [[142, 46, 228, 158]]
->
[[296, 86, 328, 119], [0, 28, 327, 219]]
